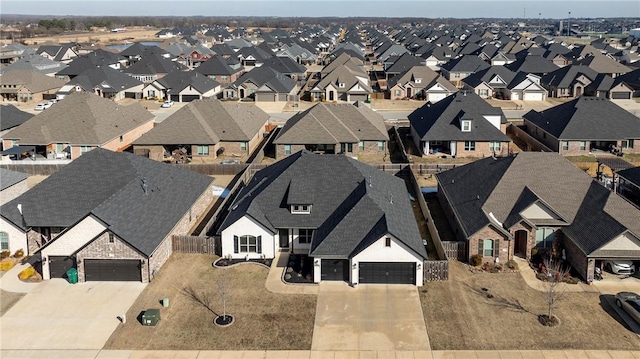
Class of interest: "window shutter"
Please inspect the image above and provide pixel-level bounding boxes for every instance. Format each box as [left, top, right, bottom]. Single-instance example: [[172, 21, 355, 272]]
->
[[478, 239, 484, 256], [233, 235, 239, 254], [494, 240, 500, 258], [257, 235, 262, 254]]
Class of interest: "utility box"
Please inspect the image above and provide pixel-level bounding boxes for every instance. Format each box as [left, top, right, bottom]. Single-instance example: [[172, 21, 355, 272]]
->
[[162, 298, 169, 308], [66, 268, 78, 284], [142, 309, 160, 326]]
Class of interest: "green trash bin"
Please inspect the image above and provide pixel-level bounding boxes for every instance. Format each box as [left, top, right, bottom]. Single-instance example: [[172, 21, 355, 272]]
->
[[142, 309, 160, 326], [66, 268, 78, 284]]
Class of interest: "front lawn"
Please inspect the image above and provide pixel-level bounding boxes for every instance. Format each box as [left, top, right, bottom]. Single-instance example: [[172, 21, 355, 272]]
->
[[420, 260, 640, 350], [104, 253, 317, 350]]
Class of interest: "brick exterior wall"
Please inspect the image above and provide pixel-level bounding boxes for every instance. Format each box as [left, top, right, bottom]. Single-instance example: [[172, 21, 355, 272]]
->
[[275, 144, 307, 159], [508, 221, 535, 261], [275, 141, 386, 159], [101, 121, 155, 152], [562, 233, 590, 282], [468, 225, 511, 264], [76, 232, 147, 283], [454, 140, 509, 158]]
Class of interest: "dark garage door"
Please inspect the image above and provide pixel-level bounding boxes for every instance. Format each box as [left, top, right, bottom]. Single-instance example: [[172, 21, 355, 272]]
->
[[49, 256, 76, 278], [171, 94, 180, 102], [611, 92, 631, 99], [359, 262, 416, 284], [181, 94, 201, 102], [321, 259, 349, 281], [84, 259, 142, 281]]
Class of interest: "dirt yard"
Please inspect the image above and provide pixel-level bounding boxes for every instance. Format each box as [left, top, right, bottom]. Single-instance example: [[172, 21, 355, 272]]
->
[[420, 261, 640, 350], [104, 253, 317, 350], [6, 27, 160, 46]]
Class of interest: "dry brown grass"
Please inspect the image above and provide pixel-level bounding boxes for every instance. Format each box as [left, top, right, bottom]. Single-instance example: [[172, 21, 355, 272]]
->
[[104, 253, 316, 350], [7, 27, 160, 46], [420, 261, 640, 350]]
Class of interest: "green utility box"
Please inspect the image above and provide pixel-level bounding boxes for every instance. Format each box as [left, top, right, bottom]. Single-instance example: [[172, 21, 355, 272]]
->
[[142, 309, 160, 326], [66, 268, 78, 284]]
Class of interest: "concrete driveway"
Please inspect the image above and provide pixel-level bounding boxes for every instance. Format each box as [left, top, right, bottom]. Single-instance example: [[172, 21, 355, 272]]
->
[[311, 282, 430, 351], [1, 279, 145, 350]]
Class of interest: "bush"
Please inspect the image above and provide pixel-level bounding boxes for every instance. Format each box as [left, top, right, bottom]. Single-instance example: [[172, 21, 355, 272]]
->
[[18, 266, 35, 281], [13, 248, 24, 258], [0, 261, 15, 271], [470, 254, 483, 267], [506, 259, 519, 270], [1, 250, 10, 259]]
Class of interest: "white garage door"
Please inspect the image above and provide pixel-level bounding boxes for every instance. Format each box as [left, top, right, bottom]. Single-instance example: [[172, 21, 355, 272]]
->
[[524, 92, 544, 101], [428, 93, 448, 103]]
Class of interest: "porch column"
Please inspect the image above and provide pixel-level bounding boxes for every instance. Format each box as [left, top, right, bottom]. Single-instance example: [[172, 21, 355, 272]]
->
[[423, 141, 429, 155], [450, 141, 457, 156]]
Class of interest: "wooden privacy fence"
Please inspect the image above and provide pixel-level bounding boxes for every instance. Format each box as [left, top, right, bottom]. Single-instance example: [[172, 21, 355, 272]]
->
[[423, 260, 449, 281], [507, 124, 553, 152], [442, 241, 467, 261], [172, 235, 216, 254], [0, 163, 66, 175], [391, 126, 410, 162]]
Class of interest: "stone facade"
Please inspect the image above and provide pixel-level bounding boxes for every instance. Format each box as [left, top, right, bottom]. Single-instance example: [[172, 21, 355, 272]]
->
[[76, 231, 147, 283], [26, 227, 63, 255]]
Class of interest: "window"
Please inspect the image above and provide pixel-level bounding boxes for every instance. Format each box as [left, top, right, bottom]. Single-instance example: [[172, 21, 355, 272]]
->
[[358, 141, 365, 151], [394, 90, 402, 97], [0, 232, 8, 250], [240, 142, 248, 151], [238, 235, 258, 252], [622, 140, 634, 149], [210, 75, 216, 80], [535, 228, 555, 248], [562, 141, 569, 151], [464, 141, 476, 151], [291, 204, 311, 214], [108, 233, 115, 243], [378, 141, 385, 151], [385, 237, 391, 247], [197, 145, 209, 155], [221, 75, 228, 81], [341, 143, 353, 153], [147, 90, 155, 98], [284, 144, 291, 155], [479, 239, 499, 258], [415, 78, 422, 84], [454, 73, 461, 78], [298, 229, 313, 244], [489, 142, 500, 152], [479, 89, 489, 97], [579, 141, 587, 151], [56, 143, 64, 153], [461, 120, 471, 132], [338, 82, 345, 88], [80, 146, 92, 153]]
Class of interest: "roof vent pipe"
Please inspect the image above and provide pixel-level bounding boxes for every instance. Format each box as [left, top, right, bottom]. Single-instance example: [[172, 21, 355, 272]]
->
[[142, 178, 148, 195]]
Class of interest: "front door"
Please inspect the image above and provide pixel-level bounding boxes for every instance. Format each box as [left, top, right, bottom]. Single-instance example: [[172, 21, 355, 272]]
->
[[279, 229, 289, 250], [514, 230, 528, 258], [407, 87, 412, 98]]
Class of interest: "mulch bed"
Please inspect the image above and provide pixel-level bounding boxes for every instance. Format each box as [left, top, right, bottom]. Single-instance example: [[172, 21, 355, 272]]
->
[[213, 257, 272, 268], [284, 254, 314, 284]]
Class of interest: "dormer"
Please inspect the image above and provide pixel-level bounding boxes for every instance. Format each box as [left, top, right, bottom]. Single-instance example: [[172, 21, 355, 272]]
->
[[291, 204, 312, 214], [415, 77, 422, 84], [460, 117, 472, 132]]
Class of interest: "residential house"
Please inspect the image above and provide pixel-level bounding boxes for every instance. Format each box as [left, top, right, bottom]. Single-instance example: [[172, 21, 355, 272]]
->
[[142, 71, 220, 102], [504, 55, 559, 76], [36, 43, 78, 64], [0, 70, 66, 103], [384, 53, 424, 81], [574, 54, 632, 78], [0, 43, 34, 65], [612, 69, 640, 98], [616, 166, 640, 207], [262, 56, 307, 81], [133, 99, 269, 162], [387, 66, 457, 102], [59, 66, 144, 101], [439, 55, 491, 88], [1, 93, 154, 160], [217, 151, 427, 285], [0, 105, 33, 146], [541, 65, 599, 98], [436, 152, 640, 282], [409, 91, 511, 158], [122, 48, 187, 83], [584, 73, 634, 99], [311, 56, 371, 102], [0, 168, 29, 206], [273, 102, 389, 159], [0, 54, 67, 78], [277, 43, 318, 65], [0, 148, 214, 282], [194, 56, 244, 86], [506, 72, 548, 101], [224, 66, 297, 102], [523, 97, 640, 155], [462, 66, 517, 99], [55, 49, 125, 80]]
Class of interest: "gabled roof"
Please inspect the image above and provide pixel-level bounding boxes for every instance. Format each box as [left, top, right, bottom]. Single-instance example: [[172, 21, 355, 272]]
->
[[210, 43, 236, 57], [122, 49, 186, 75], [585, 73, 616, 92], [119, 43, 152, 57], [0, 148, 213, 256], [409, 91, 509, 142], [219, 151, 426, 259], [541, 65, 599, 88], [0, 168, 28, 191], [387, 65, 450, 90], [0, 69, 66, 93], [274, 102, 388, 145], [574, 54, 632, 75], [613, 68, 640, 90], [0, 55, 64, 76], [617, 166, 640, 187], [0, 105, 33, 131], [440, 55, 490, 73], [321, 52, 364, 76], [462, 65, 516, 89], [133, 99, 268, 145], [262, 56, 306, 75], [315, 64, 370, 93], [67, 66, 143, 93], [155, 70, 219, 94], [4, 92, 154, 145], [523, 97, 640, 140], [231, 66, 296, 93], [194, 56, 242, 76], [505, 55, 559, 74], [56, 50, 124, 77], [385, 53, 423, 74]]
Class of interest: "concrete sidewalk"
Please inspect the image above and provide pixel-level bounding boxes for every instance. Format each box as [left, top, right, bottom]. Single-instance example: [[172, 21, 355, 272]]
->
[[0, 262, 40, 293], [1, 349, 638, 358], [513, 256, 598, 293], [265, 251, 319, 295]]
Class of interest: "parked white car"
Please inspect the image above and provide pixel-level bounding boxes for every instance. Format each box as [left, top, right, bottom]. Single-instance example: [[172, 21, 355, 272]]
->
[[34, 103, 48, 111], [161, 100, 174, 108], [605, 260, 635, 275], [616, 292, 640, 324]]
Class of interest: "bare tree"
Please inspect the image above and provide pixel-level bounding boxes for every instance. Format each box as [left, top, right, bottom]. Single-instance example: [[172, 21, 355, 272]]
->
[[540, 256, 571, 323], [181, 286, 217, 315], [218, 267, 230, 321]]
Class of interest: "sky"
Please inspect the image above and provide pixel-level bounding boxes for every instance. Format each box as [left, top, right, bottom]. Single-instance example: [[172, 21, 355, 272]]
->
[[1, 0, 639, 19]]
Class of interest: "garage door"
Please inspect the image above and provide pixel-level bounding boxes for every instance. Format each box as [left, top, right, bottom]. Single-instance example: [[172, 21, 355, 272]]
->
[[524, 92, 544, 101], [49, 256, 76, 278], [427, 93, 448, 103], [321, 259, 349, 281], [84, 259, 142, 282], [358, 262, 416, 284], [171, 94, 180, 102], [611, 92, 631, 99], [181, 94, 201, 102]]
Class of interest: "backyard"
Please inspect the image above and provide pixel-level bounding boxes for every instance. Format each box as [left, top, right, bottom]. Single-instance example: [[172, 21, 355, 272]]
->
[[420, 260, 640, 351], [104, 253, 317, 350]]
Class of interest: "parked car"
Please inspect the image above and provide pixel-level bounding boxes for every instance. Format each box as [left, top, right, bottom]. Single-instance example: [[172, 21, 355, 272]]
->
[[616, 292, 640, 324], [605, 260, 635, 275], [34, 103, 48, 111], [48, 99, 58, 104], [161, 100, 174, 108]]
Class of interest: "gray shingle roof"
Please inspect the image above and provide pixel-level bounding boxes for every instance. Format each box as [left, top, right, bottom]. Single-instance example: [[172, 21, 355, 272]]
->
[[194, 56, 241, 76], [541, 65, 599, 88], [523, 97, 640, 140], [0, 148, 213, 256], [440, 55, 490, 73], [0, 105, 33, 131], [67, 66, 143, 93], [231, 66, 296, 93], [3, 92, 154, 146], [0, 168, 28, 191], [505, 55, 559, 74], [274, 102, 388, 145], [219, 151, 426, 259], [409, 91, 510, 142], [133, 99, 269, 145], [156, 70, 220, 94], [617, 166, 640, 187]]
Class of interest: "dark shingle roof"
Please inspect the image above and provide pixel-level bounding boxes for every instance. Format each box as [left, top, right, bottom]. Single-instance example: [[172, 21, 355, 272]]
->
[[219, 151, 426, 259], [541, 65, 599, 88], [0, 168, 28, 191], [231, 66, 296, 93], [617, 166, 640, 187], [0, 148, 213, 256], [505, 55, 559, 74], [440, 55, 490, 73], [409, 91, 510, 142], [194, 56, 241, 76], [0, 105, 33, 131], [67, 66, 143, 93], [156, 70, 220, 94], [523, 97, 640, 140]]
